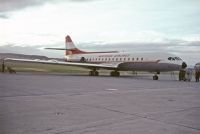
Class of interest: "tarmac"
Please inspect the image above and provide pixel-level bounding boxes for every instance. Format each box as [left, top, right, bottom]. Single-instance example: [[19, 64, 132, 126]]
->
[[0, 73, 200, 134]]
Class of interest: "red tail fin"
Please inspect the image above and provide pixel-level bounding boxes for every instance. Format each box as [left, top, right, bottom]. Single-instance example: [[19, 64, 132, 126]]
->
[[65, 35, 86, 55]]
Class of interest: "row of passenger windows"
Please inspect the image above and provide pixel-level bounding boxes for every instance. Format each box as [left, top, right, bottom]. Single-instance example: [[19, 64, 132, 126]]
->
[[85, 57, 144, 61]]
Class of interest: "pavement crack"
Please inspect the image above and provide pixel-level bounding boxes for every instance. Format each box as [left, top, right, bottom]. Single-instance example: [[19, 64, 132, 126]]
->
[[81, 103, 200, 131]]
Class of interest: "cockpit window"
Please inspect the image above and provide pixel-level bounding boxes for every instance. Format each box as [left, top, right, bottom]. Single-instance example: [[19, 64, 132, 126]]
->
[[174, 57, 179, 60], [168, 57, 182, 61]]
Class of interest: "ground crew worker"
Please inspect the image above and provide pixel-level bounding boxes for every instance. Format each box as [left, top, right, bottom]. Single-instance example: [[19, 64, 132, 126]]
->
[[179, 69, 186, 81], [198, 71, 200, 82], [1, 59, 5, 73], [194, 63, 200, 82], [196, 71, 200, 82]]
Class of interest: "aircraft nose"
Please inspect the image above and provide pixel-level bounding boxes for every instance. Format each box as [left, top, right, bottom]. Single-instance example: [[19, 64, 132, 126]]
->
[[182, 62, 187, 69]]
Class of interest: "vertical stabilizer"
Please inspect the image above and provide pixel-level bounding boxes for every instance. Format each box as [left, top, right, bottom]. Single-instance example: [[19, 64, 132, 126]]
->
[[65, 35, 85, 55]]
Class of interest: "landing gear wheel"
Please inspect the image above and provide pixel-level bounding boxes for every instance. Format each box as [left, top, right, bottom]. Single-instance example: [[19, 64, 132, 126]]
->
[[153, 75, 158, 80], [94, 71, 99, 76], [116, 72, 120, 77], [89, 71, 94, 76], [110, 71, 114, 76]]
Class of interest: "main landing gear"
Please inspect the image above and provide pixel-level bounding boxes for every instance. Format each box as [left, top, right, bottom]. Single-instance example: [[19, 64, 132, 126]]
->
[[89, 70, 120, 77], [110, 71, 120, 77], [89, 70, 99, 76]]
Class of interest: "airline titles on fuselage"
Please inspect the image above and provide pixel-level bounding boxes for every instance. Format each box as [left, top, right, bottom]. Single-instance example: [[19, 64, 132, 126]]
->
[[98, 54, 130, 58]]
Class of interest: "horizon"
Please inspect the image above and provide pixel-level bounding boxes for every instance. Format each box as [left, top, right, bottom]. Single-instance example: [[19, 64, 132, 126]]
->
[[0, 43, 199, 66]]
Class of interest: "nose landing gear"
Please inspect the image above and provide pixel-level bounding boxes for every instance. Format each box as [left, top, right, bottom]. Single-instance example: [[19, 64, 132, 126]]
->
[[153, 75, 158, 80], [153, 71, 160, 80]]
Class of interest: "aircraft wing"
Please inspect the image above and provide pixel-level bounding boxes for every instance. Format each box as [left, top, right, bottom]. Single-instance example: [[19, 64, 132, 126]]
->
[[4, 58, 119, 70]]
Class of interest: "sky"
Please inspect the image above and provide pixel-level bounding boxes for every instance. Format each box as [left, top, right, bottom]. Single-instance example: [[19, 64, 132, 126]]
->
[[0, 0, 200, 65]]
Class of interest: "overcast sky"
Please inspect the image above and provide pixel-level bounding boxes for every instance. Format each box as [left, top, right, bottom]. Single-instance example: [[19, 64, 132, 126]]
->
[[0, 0, 200, 65]]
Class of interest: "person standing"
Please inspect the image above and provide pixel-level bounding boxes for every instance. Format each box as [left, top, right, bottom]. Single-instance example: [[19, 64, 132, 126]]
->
[[194, 64, 200, 82], [196, 71, 200, 82], [1, 59, 5, 73], [195, 65, 200, 82]]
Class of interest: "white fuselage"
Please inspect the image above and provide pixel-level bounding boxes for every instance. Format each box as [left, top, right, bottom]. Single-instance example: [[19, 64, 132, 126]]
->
[[64, 52, 184, 72]]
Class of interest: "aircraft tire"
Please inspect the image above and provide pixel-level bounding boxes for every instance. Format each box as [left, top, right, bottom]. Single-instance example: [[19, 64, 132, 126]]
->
[[110, 71, 120, 77], [110, 71, 114, 76], [89, 71, 94, 76], [89, 71, 99, 76], [153, 75, 158, 80], [94, 71, 99, 76], [116, 72, 120, 77]]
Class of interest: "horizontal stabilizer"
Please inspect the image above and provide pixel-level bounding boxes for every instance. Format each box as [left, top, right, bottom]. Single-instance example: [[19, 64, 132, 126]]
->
[[45, 35, 119, 55]]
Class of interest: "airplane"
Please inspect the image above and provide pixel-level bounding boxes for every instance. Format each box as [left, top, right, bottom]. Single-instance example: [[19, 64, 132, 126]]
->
[[5, 35, 187, 80]]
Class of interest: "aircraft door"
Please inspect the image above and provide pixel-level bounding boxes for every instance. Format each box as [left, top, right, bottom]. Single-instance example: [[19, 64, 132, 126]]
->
[[80, 57, 86, 62]]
